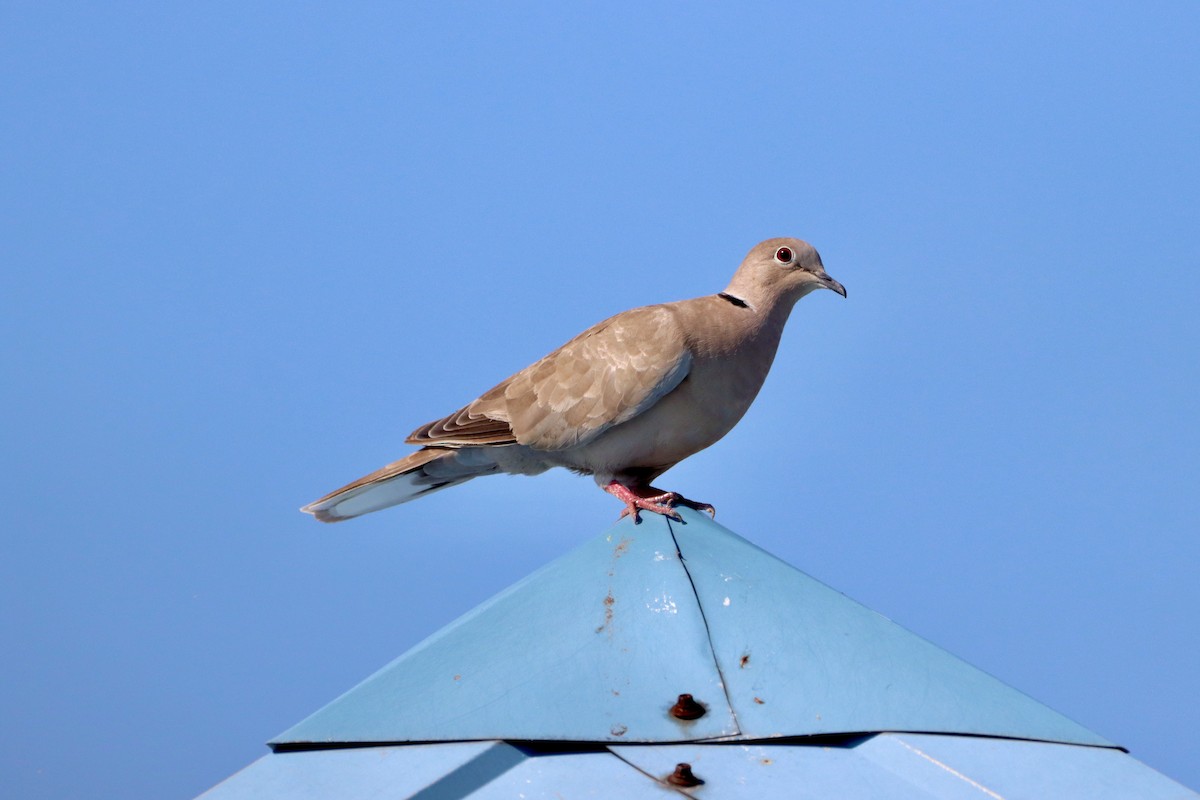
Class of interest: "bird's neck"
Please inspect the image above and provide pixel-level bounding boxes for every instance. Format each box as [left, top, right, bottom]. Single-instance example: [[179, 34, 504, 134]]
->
[[720, 283, 809, 331], [692, 289, 798, 364]]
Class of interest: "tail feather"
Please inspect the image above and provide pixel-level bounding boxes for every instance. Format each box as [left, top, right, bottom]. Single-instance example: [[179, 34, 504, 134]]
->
[[301, 448, 485, 523]]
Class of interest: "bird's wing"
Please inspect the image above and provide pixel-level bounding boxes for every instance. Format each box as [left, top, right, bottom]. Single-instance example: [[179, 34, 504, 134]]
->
[[407, 304, 692, 451]]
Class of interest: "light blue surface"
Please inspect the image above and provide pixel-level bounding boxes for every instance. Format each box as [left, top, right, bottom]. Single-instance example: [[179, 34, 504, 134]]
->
[[859, 734, 1199, 800], [199, 735, 1198, 799], [454, 749, 676, 800], [198, 743, 675, 799], [274, 509, 1109, 746], [669, 511, 1113, 745], [198, 742, 507, 799], [274, 513, 735, 744], [614, 734, 1199, 800]]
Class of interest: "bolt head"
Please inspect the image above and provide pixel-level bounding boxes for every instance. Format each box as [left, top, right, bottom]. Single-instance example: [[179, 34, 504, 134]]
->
[[670, 693, 706, 720], [667, 762, 704, 787]]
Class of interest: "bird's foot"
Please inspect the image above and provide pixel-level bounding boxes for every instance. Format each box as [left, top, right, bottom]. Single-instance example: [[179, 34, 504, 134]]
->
[[660, 492, 717, 519], [604, 482, 716, 524]]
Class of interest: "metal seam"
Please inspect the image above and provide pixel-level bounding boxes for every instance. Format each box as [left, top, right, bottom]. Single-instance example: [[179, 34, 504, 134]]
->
[[666, 516, 742, 736], [607, 748, 696, 797]]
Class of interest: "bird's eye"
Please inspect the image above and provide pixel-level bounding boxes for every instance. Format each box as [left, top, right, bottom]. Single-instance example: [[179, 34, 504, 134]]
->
[[774, 247, 794, 264]]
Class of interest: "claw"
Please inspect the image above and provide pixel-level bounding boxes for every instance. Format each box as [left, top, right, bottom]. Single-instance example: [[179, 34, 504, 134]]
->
[[604, 482, 715, 524], [616, 498, 682, 524], [673, 495, 716, 519]]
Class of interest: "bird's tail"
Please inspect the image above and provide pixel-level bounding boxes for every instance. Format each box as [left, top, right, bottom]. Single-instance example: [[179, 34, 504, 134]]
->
[[300, 448, 490, 523]]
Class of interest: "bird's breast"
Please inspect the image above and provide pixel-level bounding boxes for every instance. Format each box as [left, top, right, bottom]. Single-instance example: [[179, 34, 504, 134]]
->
[[562, 337, 779, 476]]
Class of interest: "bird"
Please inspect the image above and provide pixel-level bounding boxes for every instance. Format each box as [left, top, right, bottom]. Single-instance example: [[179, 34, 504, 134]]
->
[[302, 237, 845, 524]]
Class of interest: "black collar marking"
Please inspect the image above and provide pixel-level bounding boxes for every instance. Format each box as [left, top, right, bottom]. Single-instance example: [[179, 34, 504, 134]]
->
[[717, 292, 749, 308]]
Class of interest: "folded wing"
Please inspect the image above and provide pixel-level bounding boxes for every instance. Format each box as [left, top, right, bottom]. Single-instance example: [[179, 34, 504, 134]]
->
[[408, 305, 692, 452]]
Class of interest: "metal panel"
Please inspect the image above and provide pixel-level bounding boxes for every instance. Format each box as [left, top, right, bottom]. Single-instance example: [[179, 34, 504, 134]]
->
[[461, 748, 679, 799], [859, 733, 1199, 800], [198, 743, 680, 800], [615, 734, 1199, 799], [667, 509, 1114, 746], [200, 737, 1198, 800], [196, 742, 517, 799], [274, 513, 736, 745], [613, 740, 951, 799], [273, 506, 1115, 746]]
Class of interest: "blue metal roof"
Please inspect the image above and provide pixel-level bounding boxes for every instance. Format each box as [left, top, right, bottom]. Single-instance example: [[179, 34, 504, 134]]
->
[[272, 509, 1111, 747], [200, 734, 1197, 799], [197, 509, 1200, 798]]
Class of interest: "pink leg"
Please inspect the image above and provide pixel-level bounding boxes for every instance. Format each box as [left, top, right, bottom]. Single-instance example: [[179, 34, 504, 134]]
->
[[603, 482, 716, 524]]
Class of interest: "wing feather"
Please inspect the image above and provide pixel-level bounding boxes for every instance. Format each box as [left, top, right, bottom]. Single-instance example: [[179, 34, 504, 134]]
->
[[406, 304, 691, 451]]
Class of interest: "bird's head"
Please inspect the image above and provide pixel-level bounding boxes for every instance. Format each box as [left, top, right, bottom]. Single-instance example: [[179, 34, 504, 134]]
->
[[725, 237, 846, 308]]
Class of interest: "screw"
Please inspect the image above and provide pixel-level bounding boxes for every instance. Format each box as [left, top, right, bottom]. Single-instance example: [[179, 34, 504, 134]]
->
[[667, 762, 704, 787], [670, 693, 706, 720]]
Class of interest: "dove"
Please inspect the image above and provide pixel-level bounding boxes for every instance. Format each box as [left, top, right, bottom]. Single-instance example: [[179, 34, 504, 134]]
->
[[302, 237, 845, 523]]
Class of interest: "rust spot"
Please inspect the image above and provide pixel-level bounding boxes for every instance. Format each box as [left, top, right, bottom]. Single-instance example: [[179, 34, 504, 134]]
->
[[613, 537, 631, 558], [753, 696, 765, 704], [453, 675, 461, 681], [666, 763, 704, 787], [596, 592, 615, 634], [761, 758, 773, 765], [739, 654, 750, 668], [670, 693, 706, 720], [610, 724, 627, 737]]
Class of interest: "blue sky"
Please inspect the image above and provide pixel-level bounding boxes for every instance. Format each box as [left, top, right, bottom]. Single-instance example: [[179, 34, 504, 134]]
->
[[2, 3, 1198, 797]]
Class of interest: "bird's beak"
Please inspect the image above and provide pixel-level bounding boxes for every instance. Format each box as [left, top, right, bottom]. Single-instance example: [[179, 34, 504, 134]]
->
[[820, 273, 847, 298]]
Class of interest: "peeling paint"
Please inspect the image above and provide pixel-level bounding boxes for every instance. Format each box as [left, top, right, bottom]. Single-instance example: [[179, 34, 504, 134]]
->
[[648, 594, 678, 614]]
